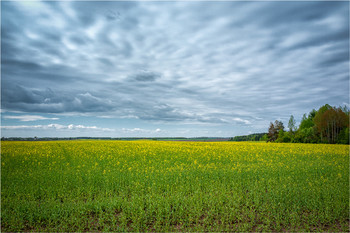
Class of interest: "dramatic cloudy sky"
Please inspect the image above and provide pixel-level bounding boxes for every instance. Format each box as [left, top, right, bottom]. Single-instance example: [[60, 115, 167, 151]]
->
[[1, 1, 349, 137]]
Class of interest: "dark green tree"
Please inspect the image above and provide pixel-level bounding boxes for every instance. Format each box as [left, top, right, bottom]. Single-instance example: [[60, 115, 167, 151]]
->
[[338, 127, 349, 144], [299, 113, 314, 129], [260, 134, 268, 142], [288, 115, 296, 133]]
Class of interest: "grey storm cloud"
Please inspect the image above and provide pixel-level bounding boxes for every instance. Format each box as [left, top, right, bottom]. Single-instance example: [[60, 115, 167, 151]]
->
[[2, 83, 115, 113], [1, 1, 349, 126], [128, 71, 161, 82]]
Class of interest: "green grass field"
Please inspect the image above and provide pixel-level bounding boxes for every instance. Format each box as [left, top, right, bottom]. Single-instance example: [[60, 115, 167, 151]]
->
[[1, 141, 349, 232]]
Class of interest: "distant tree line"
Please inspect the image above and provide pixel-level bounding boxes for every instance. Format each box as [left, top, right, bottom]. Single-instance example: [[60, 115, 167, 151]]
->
[[267, 104, 349, 144], [231, 133, 266, 142]]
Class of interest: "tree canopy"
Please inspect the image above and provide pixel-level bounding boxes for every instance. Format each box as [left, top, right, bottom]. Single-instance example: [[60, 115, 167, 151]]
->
[[266, 104, 349, 144]]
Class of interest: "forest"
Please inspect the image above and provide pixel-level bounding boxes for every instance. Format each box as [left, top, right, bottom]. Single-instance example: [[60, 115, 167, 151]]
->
[[267, 104, 349, 144], [232, 104, 349, 144]]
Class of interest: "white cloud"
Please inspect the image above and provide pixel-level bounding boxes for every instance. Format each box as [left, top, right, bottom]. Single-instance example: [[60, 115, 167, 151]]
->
[[3, 115, 59, 121], [232, 118, 251, 125], [1, 124, 114, 132], [121, 128, 162, 134]]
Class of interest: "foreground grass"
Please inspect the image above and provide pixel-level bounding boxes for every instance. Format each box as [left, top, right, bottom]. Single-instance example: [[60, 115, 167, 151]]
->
[[1, 141, 349, 232]]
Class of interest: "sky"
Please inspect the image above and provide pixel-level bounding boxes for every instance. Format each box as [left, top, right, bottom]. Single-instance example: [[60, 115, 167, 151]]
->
[[1, 1, 349, 138]]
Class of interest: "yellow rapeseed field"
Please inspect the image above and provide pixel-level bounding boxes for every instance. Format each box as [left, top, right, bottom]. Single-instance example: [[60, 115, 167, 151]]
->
[[1, 140, 349, 231]]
